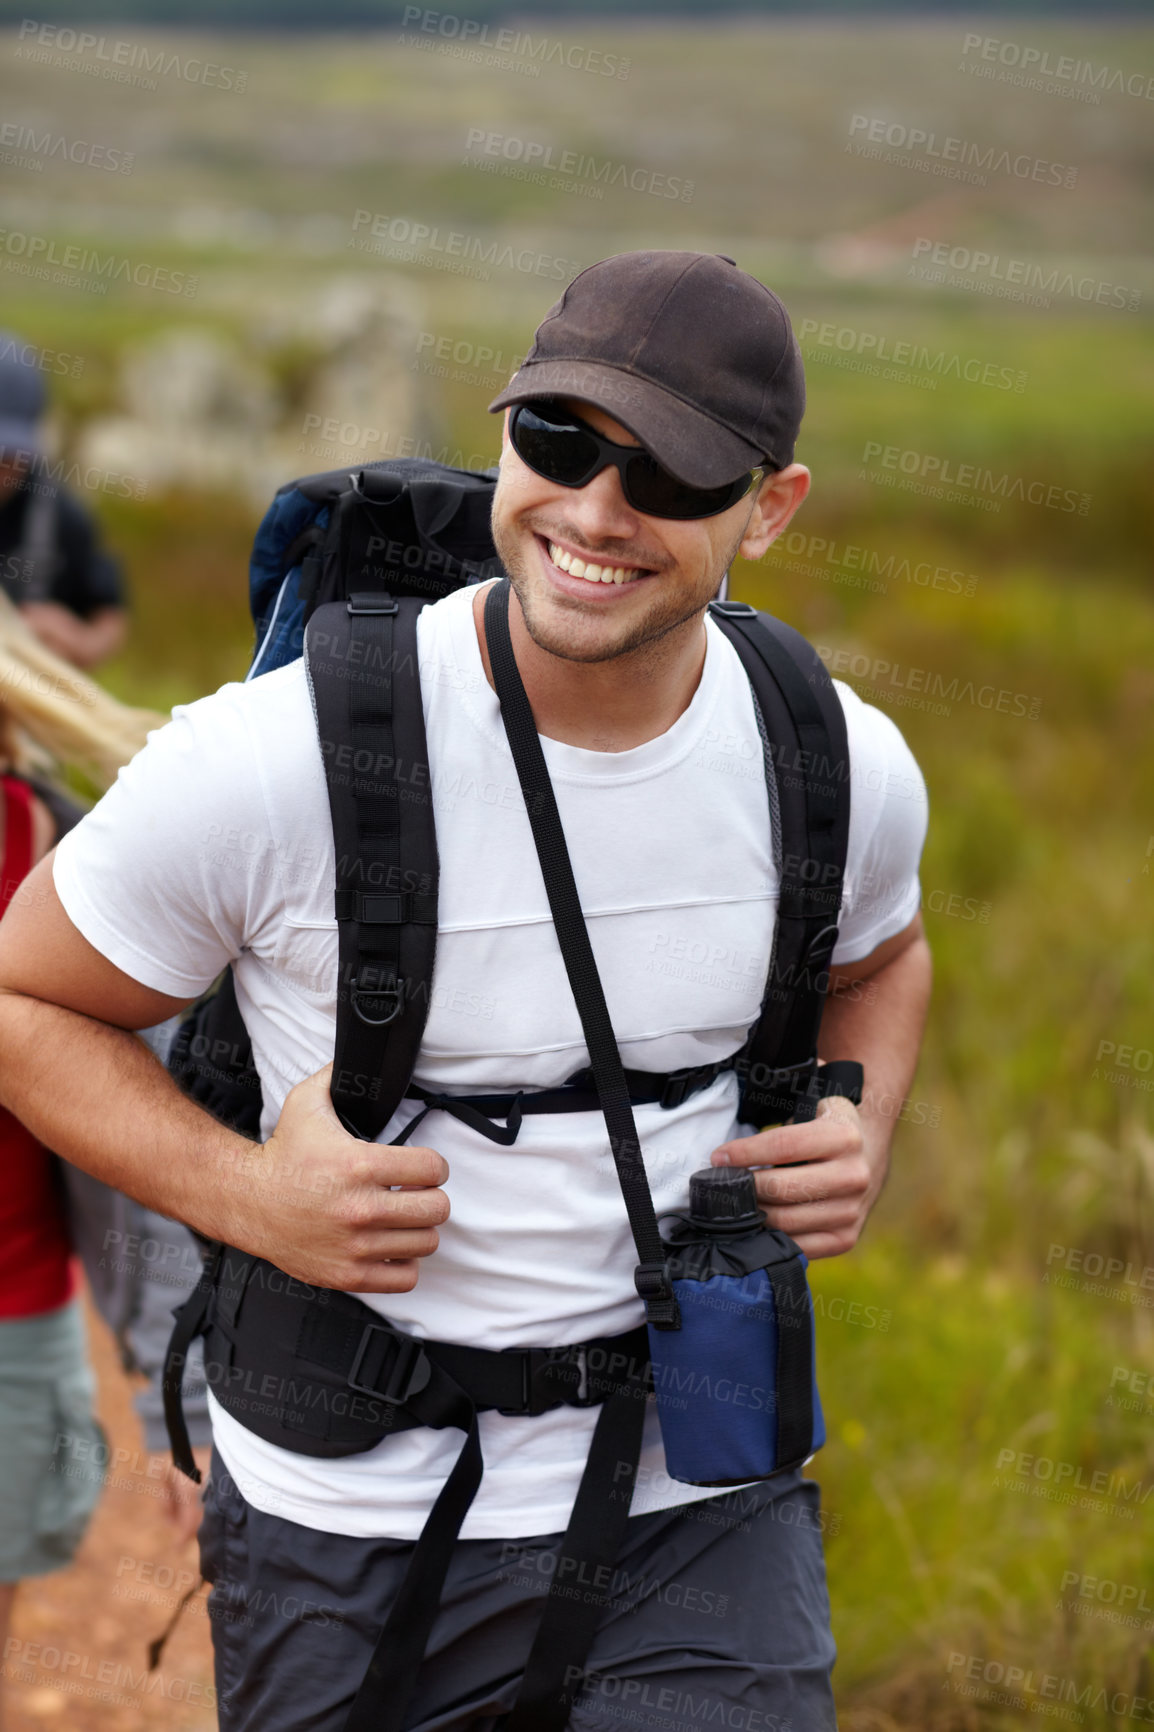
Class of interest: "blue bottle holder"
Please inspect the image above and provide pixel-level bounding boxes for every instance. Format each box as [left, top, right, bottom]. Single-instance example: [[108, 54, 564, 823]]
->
[[647, 1166, 825, 1487]]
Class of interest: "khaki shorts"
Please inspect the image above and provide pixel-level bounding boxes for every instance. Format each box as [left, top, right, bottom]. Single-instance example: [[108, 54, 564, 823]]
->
[[0, 1298, 106, 1580]]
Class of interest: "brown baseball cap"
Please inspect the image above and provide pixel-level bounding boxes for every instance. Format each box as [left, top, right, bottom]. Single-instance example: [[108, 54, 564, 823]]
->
[[488, 250, 805, 488]]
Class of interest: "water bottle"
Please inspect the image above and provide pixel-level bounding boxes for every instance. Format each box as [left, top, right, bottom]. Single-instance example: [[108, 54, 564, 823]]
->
[[647, 1164, 824, 1486]]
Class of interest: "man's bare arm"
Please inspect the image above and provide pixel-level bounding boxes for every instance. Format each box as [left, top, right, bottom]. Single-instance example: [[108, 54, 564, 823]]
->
[[0, 851, 449, 1291], [710, 911, 932, 1258]]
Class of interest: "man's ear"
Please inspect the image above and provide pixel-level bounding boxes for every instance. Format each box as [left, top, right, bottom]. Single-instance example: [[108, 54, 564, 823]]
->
[[500, 408, 511, 452], [738, 464, 810, 563]]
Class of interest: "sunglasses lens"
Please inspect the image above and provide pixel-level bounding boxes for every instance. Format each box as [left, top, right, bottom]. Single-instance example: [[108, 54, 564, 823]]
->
[[623, 455, 744, 520], [511, 401, 755, 519], [512, 405, 600, 486]]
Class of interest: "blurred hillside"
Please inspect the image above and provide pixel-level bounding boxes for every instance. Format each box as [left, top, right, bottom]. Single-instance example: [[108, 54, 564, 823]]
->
[[0, 1, 1144, 22]]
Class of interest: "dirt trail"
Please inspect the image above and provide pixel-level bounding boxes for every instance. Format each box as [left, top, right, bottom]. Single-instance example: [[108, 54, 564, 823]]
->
[[4, 1290, 216, 1732]]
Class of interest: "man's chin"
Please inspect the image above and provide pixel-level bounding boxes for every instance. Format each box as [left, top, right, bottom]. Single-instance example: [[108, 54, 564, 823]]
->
[[513, 578, 637, 664]]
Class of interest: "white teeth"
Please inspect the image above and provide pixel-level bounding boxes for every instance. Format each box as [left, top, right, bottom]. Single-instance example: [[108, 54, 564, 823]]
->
[[548, 542, 644, 585]]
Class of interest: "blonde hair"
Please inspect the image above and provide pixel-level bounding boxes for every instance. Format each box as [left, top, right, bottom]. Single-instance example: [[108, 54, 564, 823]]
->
[[0, 592, 166, 789]]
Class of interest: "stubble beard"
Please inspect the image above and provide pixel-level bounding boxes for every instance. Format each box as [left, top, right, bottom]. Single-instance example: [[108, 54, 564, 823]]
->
[[490, 511, 730, 669]]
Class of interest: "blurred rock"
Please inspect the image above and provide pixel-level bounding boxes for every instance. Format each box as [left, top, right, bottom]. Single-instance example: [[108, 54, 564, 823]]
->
[[78, 274, 430, 505]]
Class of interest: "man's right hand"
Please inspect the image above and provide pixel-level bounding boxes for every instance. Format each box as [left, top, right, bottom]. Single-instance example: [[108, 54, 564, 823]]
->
[[219, 1065, 450, 1293]]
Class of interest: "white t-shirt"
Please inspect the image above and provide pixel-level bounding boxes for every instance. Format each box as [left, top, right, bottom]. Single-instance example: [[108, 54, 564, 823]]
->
[[54, 581, 927, 1539]]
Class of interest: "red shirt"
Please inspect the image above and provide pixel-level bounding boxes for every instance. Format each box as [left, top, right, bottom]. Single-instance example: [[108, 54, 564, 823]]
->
[[0, 774, 75, 1318]]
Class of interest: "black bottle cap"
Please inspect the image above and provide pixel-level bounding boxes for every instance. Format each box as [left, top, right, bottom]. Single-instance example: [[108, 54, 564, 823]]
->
[[688, 1166, 763, 1227]]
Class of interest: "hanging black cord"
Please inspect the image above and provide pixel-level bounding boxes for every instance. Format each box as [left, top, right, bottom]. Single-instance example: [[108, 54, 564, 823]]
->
[[483, 579, 678, 1330]]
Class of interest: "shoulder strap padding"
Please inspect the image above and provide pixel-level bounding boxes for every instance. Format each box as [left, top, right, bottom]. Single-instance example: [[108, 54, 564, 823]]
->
[[708, 601, 851, 1126], [304, 595, 439, 1142]]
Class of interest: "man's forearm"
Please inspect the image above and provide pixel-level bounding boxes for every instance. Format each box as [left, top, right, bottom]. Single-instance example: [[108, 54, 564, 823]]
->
[[0, 989, 254, 1243], [819, 933, 933, 1177]]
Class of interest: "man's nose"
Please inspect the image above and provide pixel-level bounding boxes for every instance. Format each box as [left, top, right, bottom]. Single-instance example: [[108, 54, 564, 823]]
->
[[565, 460, 642, 541]]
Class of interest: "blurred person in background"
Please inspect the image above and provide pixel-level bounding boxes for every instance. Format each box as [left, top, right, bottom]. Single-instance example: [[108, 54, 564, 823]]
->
[[0, 601, 207, 1729], [0, 336, 128, 671]]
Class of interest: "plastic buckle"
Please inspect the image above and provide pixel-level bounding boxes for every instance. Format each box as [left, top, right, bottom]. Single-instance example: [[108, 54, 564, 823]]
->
[[347, 593, 399, 616], [658, 1066, 702, 1110], [349, 975, 406, 1026], [634, 1261, 671, 1303], [762, 1056, 819, 1101], [710, 599, 757, 617], [804, 923, 840, 969], [348, 1325, 431, 1405], [507, 1346, 590, 1417]]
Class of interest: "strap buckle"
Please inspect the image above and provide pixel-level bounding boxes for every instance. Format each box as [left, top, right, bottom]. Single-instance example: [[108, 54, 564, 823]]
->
[[634, 1260, 680, 1330], [349, 974, 406, 1026], [347, 593, 399, 616], [709, 599, 757, 617], [658, 1065, 710, 1110], [348, 1324, 431, 1405], [501, 1345, 591, 1417]]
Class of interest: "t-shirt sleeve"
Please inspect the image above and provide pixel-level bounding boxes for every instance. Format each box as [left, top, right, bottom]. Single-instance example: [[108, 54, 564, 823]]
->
[[53, 684, 271, 1002], [830, 681, 929, 966]]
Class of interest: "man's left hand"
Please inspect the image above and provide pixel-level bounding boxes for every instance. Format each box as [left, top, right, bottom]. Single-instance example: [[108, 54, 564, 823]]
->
[[709, 1095, 880, 1260]]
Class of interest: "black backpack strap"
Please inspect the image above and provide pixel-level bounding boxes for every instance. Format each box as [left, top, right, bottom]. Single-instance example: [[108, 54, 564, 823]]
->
[[708, 600, 852, 1127], [483, 579, 679, 1332], [504, 1352, 650, 1732], [304, 594, 440, 1141]]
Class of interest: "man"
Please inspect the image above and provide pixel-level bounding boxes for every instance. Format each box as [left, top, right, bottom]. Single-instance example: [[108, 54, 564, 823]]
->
[[0, 252, 931, 1730], [0, 335, 127, 668]]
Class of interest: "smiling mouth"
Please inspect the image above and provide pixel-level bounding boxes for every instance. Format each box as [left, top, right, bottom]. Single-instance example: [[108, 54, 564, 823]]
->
[[540, 536, 657, 587]]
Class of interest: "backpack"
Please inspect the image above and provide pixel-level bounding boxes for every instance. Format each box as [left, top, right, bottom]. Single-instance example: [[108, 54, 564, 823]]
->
[[162, 457, 859, 1732]]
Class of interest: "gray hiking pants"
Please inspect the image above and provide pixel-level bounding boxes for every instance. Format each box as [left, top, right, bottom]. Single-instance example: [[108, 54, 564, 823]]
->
[[199, 1448, 838, 1731]]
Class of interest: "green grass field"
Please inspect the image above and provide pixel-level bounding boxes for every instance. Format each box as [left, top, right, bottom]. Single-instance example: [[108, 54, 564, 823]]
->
[[2, 18, 1153, 1725]]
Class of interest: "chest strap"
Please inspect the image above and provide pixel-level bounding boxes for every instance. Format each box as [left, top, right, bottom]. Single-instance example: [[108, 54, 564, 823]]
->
[[392, 1056, 736, 1147]]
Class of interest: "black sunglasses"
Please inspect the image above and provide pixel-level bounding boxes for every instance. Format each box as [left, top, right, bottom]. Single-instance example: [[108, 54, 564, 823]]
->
[[508, 400, 766, 521]]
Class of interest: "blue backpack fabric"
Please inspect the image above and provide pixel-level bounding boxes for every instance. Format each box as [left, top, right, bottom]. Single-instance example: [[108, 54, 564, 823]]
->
[[246, 459, 503, 682]]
